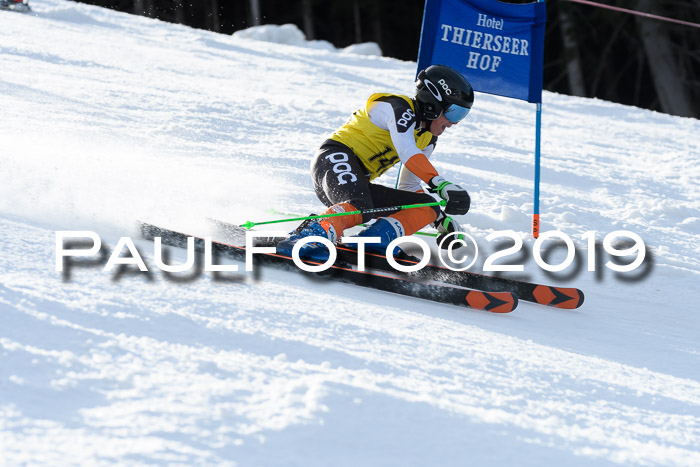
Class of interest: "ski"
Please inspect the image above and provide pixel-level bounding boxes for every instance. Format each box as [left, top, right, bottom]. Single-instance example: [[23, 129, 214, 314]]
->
[[208, 218, 584, 309], [338, 247, 585, 309], [139, 222, 518, 313]]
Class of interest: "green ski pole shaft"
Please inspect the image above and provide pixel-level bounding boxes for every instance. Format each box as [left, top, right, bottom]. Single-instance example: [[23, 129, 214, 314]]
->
[[264, 207, 439, 237], [241, 200, 447, 230]]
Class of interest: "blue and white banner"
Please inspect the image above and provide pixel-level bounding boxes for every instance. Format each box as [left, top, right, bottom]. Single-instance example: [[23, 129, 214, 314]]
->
[[417, 0, 547, 103]]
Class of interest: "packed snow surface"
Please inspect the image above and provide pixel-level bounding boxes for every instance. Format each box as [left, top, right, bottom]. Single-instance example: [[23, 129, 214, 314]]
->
[[1, 1, 699, 465]]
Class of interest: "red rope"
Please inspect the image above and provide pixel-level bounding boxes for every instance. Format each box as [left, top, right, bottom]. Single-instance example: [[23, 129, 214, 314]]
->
[[563, 0, 700, 29]]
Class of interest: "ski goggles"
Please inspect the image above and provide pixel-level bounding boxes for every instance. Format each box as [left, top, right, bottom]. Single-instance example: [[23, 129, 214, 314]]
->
[[443, 104, 471, 123]]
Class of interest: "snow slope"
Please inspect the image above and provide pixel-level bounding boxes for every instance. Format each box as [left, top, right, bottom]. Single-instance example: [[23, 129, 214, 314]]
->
[[1, 1, 699, 465]]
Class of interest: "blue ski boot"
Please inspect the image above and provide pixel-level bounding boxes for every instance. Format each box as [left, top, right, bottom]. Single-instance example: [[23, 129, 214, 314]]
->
[[353, 217, 406, 256], [276, 218, 337, 262]]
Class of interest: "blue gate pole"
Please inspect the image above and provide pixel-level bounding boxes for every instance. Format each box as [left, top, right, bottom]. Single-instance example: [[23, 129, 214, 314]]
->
[[532, 0, 544, 239], [533, 101, 541, 238]]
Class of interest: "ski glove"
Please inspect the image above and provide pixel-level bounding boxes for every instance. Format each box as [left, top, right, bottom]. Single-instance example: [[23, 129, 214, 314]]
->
[[434, 212, 466, 249], [428, 176, 470, 215]]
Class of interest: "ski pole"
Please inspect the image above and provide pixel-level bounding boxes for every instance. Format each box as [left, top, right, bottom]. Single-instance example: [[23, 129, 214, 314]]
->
[[240, 200, 447, 230], [264, 207, 439, 237]]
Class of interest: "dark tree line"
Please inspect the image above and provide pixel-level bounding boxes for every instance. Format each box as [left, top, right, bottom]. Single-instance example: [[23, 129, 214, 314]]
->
[[74, 0, 700, 118], [546, 0, 699, 118]]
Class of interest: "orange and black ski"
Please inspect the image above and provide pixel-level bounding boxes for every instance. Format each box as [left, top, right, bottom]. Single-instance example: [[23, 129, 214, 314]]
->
[[206, 220, 583, 310], [334, 244, 585, 309], [140, 222, 518, 313]]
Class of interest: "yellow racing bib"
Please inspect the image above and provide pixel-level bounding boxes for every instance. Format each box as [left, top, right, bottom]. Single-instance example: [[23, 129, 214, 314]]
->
[[329, 93, 434, 181]]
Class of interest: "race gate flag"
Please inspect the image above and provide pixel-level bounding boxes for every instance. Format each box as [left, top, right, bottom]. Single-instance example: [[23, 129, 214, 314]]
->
[[417, 0, 547, 237], [417, 0, 547, 103]]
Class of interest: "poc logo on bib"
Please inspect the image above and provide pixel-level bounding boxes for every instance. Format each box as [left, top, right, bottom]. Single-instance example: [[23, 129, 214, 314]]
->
[[397, 109, 415, 128]]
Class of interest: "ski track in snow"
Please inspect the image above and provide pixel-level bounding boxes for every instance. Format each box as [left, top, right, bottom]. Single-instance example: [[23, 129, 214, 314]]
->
[[1, 1, 699, 465]]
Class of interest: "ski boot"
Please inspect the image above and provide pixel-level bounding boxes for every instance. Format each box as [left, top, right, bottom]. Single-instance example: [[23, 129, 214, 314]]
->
[[276, 218, 337, 262], [352, 217, 406, 256]]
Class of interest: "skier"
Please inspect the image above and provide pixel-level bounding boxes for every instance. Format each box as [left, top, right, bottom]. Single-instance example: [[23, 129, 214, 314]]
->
[[277, 64, 474, 261]]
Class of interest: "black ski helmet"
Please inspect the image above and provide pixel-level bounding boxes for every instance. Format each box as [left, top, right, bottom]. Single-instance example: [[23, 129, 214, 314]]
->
[[415, 65, 474, 120]]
